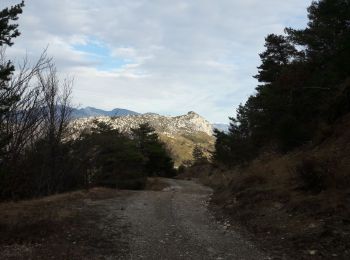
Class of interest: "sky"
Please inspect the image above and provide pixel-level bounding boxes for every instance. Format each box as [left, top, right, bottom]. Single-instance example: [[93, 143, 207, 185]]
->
[[1, 0, 311, 123]]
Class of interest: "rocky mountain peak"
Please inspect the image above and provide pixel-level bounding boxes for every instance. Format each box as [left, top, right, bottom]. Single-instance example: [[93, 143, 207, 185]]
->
[[71, 111, 213, 136], [69, 111, 215, 166]]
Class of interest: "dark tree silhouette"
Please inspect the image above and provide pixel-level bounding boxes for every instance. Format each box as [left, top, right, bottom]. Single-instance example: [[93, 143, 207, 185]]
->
[[0, 1, 25, 158], [214, 0, 350, 165], [132, 123, 175, 177]]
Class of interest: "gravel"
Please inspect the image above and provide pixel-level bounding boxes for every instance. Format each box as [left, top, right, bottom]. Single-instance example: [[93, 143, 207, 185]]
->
[[122, 178, 269, 260], [0, 179, 269, 259]]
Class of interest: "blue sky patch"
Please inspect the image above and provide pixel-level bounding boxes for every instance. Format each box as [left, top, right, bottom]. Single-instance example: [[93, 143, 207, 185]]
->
[[73, 39, 129, 71]]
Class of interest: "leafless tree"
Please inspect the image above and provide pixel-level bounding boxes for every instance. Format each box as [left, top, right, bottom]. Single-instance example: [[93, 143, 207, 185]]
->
[[38, 62, 73, 145], [0, 49, 51, 163], [0, 48, 73, 160], [36, 61, 73, 193], [0, 47, 75, 196]]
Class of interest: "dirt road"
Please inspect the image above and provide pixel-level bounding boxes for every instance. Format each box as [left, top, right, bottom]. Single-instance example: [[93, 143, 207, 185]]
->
[[121, 178, 268, 259], [0, 179, 268, 259]]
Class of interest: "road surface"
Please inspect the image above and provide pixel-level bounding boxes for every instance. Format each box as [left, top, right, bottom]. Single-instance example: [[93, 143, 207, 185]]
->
[[115, 178, 268, 259], [0, 178, 269, 259]]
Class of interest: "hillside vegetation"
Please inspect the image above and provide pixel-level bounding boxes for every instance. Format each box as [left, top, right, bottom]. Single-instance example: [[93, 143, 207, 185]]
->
[[182, 0, 350, 258], [0, 3, 175, 200], [70, 112, 215, 166], [186, 115, 350, 258], [159, 132, 214, 166], [213, 0, 350, 165]]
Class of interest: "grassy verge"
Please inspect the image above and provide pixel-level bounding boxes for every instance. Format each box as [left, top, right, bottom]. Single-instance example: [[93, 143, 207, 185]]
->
[[182, 117, 350, 259], [0, 188, 130, 259]]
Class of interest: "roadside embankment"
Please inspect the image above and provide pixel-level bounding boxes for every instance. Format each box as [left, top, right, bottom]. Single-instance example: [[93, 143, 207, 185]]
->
[[181, 115, 350, 259]]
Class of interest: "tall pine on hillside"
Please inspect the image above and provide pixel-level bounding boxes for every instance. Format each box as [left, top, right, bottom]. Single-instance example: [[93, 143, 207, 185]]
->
[[0, 1, 24, 159], [214, 0, 350, 166]]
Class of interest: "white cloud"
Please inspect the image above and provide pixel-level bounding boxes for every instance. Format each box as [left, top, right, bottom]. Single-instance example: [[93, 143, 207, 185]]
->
[[1, 0, 311, 122]]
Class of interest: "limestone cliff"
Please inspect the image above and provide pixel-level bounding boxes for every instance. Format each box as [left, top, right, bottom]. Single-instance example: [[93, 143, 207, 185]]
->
[[70, 111, 214, 166]]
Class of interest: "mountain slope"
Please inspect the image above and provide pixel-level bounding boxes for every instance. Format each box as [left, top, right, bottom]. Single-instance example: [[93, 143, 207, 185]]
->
[[71, 106, 227, 133], [70, 111, 214, 166], [71, 107, 139, 118]]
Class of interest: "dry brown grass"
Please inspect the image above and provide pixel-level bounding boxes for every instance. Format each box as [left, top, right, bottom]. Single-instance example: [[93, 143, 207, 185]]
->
[[0, 187, 127, 259], [192, 115, 350, 259], [159, 132, 214, 167], [0, 188, 121, 226]]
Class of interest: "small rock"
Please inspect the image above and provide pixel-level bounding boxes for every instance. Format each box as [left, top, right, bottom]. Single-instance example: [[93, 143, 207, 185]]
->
[[308, 223, 317, 229], [308, 250, 317, 255]]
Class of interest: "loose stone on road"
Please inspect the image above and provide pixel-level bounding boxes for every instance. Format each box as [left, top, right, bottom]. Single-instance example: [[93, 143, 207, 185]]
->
[[122, 179, 268, 259]]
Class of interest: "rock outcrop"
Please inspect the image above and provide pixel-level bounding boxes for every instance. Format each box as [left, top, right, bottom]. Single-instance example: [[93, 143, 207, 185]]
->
[[70, 111, 215, 166], [71, 111, 213, 136]]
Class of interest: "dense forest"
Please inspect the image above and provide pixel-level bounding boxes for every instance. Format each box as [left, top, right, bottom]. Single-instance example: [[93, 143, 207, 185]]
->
[[214, 0, 350, 167], [0, 2, 175, 200]]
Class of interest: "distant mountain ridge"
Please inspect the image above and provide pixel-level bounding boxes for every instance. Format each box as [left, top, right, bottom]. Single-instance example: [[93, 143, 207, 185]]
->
[[71, 111, 213, 136], [71, 107, 139, 118], [71, 107, 229, 132], [70, 111, 215, 166]]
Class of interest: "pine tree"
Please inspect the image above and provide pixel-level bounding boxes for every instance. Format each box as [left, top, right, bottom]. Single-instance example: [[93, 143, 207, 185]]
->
[[132, 123, 175, 177], [254, 34, 300, 85], [214, 0, 350, 166], [0, 1, 25, 158]]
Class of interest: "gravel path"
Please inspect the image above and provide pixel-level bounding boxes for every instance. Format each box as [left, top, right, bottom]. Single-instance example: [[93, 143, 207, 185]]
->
[[0, 179, 269, 259], [122, 179, 268, 260]]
